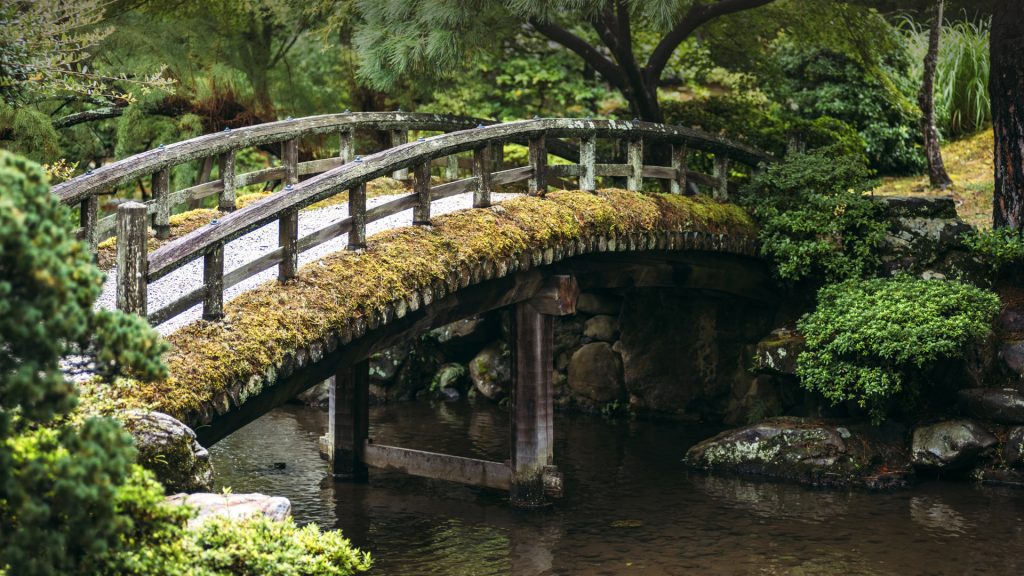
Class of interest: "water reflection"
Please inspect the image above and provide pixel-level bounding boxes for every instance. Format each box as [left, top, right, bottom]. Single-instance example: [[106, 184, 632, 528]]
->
[[211, 402, 1024, 576]]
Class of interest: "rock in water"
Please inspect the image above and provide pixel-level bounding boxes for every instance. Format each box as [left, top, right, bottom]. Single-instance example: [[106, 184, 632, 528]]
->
[[469, 341, 511, 400], [911, 419, 997, 470], [685, 417, 911, 489], [959, 388, 1024, 424], [568, 342, 624, 405], [167, 493, 291, 528], [123, 411, 213, 493]]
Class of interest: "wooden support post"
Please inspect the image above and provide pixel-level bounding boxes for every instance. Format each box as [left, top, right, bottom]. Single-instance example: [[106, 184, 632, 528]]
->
[[670, 143, 688, 195], [348, 183, 366, 250], [80, 195, 99, 254], [152, 168, 170, 239], [278, 210, 298, 281], [446, 154, 459, 181], [218, 150, 236, 212], [472, 145, 492, 208], [339, 129, 354, 164], [627, 137, 643, 192], [202, 244, 224, 320], [413, 161, 431, 225], [115, 202, 148, 316], [579, 133, 596, 192], [713, 155, 730, 200], [493, 142, 505, 172], [528, 134, 547, 196], [391, 129, 408, 180], [282, 138, 299, 187], [330, 360, 369, 482]]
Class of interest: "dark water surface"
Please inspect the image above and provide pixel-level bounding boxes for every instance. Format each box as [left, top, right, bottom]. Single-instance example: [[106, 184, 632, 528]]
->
[[210, 402, 1024, 575]]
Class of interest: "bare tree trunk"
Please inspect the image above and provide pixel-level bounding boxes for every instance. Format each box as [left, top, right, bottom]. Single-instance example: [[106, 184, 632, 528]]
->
[[991, 0, 1024, 229], [919, 0, 953, 190]]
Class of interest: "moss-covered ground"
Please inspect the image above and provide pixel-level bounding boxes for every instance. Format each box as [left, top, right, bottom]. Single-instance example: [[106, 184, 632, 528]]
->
[[872, 129, 993, 229], [84, 189, 756, 422]]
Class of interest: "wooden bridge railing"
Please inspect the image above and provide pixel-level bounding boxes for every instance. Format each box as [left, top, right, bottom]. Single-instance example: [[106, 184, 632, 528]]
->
[[52, 112, 521, 252], [106, 117, 773, 326]]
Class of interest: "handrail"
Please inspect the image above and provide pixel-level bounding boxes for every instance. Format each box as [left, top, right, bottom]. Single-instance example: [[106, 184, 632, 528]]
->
[[109, 117, 775, 326]]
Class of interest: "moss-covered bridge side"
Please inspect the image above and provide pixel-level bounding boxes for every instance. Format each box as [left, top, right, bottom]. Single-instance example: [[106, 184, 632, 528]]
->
[[91, 189, 758, 434]]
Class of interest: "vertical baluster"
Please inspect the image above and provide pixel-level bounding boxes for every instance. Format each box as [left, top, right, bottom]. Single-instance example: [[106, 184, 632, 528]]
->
[[152, 168, 170, 238], [472, 145, 492, 208], [627, 137, 643, 192], [282, 138, 299, 188], [579, 133, 596, 192], [116, 202, 148, 317], [446, 154, 459, 181], [528, 134, 547, 196], [203, 244, 224, 320], [339, 129, 354, 164], [279, 210, 298, 281], [670, 143, 688, 195], [80, 195, 98, 254], [413, 161, 431, 225], [218, 150, 236, 211], [391, 129, 409, 180], [493, 142, 505, 172], [348, 183, 366, 250], [714, 155, 730, 200]]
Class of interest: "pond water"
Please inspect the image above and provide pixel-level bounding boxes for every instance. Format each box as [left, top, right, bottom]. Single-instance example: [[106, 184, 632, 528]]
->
[[211, 401, 1024, 575]]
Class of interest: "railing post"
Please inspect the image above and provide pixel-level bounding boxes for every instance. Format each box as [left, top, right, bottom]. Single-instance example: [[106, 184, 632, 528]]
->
[[472, 145, 492, 208], [528, 134, 547, 196], [627, 137, 643, 192], [218, 150, 236, 212], [579, 133, 596, 192], [115, 202, 148, 317], [348, 183, 366, 250], [413, 161, 431, 225], [80, 195, 98, 254], [391, 129, 408, 180], [329, 360, 369, 482], [339, 129, 354, 164], [283, 138, 299, 188], [493, 142, 505, 172], [671, 143, 688, 195], [279, 209, 298, 281], [151, 169, 170, 239], [446, 154, 459, 181], [714, 155, 730, 200], [203, 244, 224, 320]]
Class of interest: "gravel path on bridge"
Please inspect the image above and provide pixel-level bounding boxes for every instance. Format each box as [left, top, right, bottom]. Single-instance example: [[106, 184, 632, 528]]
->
[[96, 191, 523, 336]]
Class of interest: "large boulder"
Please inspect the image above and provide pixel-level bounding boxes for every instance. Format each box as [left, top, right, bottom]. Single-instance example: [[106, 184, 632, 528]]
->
[[469, 341, 511, 400], [685, 417, 911, 489], [568, 342, 625, 405], [123, 411, 213, 493], [295, 379, 330, 407], [167, 493, 291, 528], [958, 388, 1024, 424], [369, 345, 409, 384], [1001, 342, 1024, 378], [911, 420, 997, 470], [1003, 426, 1024, 468], [753, 328, 804, 376], [429, 316, 495, 360], [583, 315, 620, 342]]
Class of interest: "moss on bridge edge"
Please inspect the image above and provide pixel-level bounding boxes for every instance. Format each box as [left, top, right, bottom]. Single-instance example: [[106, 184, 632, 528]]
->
[[86, 189, 756, 424]]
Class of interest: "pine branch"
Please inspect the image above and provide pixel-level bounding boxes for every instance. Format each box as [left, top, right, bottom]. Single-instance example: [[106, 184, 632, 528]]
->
[[527, 18, 629, 93]]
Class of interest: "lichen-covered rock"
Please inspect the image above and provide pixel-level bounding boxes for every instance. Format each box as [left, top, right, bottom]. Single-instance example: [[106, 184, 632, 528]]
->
[[123, 411, 213, 493], [876, 196, 981, 279], [167, 492, 291, 528], [753, 328, 804, 376], [568, 342, 625, 405], [429, 316, 495, 359], [911, 420, 997, 470], [576, 292, 622, 315], [369, 345, 409, 384], [958, 388, 1024, 424], [583, 315, 620, 342], [685, 417, 911, 489], [469, 341, 511, 400], [1002, 426, 1024, 467], [1001, 342, 1024, 378], [295, 379, 330, 407]]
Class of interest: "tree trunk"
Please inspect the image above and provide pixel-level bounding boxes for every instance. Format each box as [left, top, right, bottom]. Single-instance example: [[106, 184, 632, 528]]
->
[[991, 0, 1024, 229], [919, 0, 953, 189]]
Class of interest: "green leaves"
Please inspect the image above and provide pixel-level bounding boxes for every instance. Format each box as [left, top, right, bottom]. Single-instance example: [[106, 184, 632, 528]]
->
[[796, 276, 1000, 422]]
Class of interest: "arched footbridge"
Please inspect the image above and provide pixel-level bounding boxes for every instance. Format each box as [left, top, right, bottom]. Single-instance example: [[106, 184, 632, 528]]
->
[[58, 113, 776, 507]]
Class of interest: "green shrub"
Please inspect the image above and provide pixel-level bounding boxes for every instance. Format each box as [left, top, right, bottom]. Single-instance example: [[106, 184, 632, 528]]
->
[[796, 277, 1000, 423], [962, 227, 1024, 273], [741, 145, 885, 283]]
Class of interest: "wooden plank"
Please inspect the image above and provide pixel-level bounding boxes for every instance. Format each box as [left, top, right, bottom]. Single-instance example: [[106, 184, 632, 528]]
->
[[491, 165, 533, 186], [235, 166, 286, 188], [627, 138, 643, 191], [80, 195, 99, 253], [278, 210, 298, 281], [147, 285, 206, 326], [365, 192, 418, 224], [594, 163, 631, 177], [152, 168, 170, 238], [641, 165, 676, 179], [579, 133, 596, 192], [224, 246, 284, 288], [330, 360, 369, 481], [431, 176, 478, 201], [218, 150, 236, 212], [671, 143, 688, 195], [446, 154, 459, 180], [116, 202, 148, 316], [472, 145, 491, 208], [714, 155, 730, 200], [391, 129, 408, 180], [296, 218, 352, 253], [339, 129, 354, 164], [283, 138, 299, 186], [528, 134, 546, 195], [527, 274, 578, 316], [348, 183, 366, 250], [203, 244, 224, 320], [413, 161, 431, 225], [547, 164, 580, 178], [363, 444, 511, 491], [510, 300, 556, 507]]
